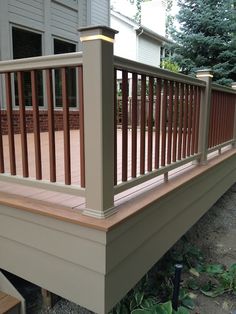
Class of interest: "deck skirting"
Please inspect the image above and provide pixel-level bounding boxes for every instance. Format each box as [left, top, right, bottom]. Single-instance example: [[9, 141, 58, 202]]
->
[[0, 150, 236, 314]]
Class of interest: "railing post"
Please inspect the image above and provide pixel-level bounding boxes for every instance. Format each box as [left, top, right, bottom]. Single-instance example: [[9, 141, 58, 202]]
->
[[232, 82, 236, 148], [196, 69, 213, 164], [79, 26, 118, 218]]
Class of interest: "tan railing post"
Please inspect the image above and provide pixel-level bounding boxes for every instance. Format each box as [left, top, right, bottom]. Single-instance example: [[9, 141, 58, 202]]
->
[[79, 26, 118, 218], [232, 82, 236, 148], [196, 69, 213, 164]]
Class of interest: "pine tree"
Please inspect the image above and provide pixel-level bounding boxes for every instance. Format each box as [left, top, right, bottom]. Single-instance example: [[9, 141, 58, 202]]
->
[[170, 0, 236, 85], [166, 0, 173, 38]]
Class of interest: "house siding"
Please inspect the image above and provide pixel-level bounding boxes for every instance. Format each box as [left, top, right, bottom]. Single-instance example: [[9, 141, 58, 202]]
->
[[111, 14, 137, 61], [51, 1, 79, 40], [8, 0, 44, 28], [138, 35, 161, 67], [91, 0, 110, 26]]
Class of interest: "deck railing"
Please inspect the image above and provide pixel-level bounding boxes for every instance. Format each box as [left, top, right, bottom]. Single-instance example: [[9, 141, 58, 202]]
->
[[208, 84, 236, 152], [0, 26, 235, 218], [114, 57, 204, 193], [0, 52, 85, 196]]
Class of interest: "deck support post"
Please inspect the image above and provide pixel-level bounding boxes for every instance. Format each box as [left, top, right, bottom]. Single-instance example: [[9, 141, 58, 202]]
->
[[79, 26, 118, 218], [196, 69, 213, 164], [231, 83, 236, 148]]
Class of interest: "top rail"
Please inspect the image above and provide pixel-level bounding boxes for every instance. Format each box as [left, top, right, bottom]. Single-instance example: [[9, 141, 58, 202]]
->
[[0, 52, 83, 73], [114, 56, 206, 87], [212, 83, 236, 94]]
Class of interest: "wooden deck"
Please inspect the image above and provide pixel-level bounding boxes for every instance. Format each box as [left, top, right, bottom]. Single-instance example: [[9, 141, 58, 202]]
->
[[0, 127, 234, 231]]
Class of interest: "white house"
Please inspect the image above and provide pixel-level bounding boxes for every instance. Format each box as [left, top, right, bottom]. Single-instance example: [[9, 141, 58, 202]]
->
[[111, 0, 171, 68]]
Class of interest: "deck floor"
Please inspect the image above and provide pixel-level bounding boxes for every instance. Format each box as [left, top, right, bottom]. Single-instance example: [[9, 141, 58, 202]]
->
[[0, 129, 233, 229]]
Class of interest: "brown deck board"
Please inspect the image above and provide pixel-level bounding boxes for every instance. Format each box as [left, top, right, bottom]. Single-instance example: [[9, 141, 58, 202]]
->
[[0, 129, 234, 231], [0, 292, 20, 314]]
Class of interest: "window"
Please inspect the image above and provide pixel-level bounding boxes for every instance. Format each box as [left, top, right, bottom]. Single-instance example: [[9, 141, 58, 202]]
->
[[12, 27, 43, 106], [54, 39, 76, 107]]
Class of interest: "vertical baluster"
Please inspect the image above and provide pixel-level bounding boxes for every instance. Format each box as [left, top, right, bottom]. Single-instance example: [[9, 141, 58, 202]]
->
[[78, 66, 85, 188], [219, 92, 222, 145], [31, 70, 42, 180], [147, 76, 153, 171], [140, 74, 146, 174], [161, 80, 167, 166], [231, 94, 236, 140], [5, 73, 16, 175], [187, 85, 192, 156], [208, 91, 214, 148], [194, 86, 201, 153], [177, 83, 184, 160], [122, 70, 128, 181], [154, 78, 161, 169], [182, 84, 188, 158], [61, 67, 71, 185], [212, 91, 217, 147], [17, 71, 29, 177], [113, 69, 117, 184], [46, 69, 56, 182], [222, 93, 225, 143], [0, 82, 4, 173], [131, 72, 138, 178], [191, 85, 197, 155], [167, 81, 173, 164], [172, 82, 178, 162], [227, 94, 231, 141]]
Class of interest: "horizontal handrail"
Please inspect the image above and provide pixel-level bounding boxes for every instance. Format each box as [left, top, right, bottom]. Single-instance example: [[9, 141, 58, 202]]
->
[[114, 154, 201, 194], [114, 56, 206, 87], [212, 83, 236, 94], [207, 139, 235, 154], [0, 174, 85, 197], [0, 52, 83, 73]]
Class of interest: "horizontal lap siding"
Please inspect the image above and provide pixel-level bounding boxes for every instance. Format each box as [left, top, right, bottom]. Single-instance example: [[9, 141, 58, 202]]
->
[[91, 0, 109, 25], [138, 35, 160, 67], [8, 0, 44, 26], [79, 0, 87, 27], [51, 2, 78, 38]]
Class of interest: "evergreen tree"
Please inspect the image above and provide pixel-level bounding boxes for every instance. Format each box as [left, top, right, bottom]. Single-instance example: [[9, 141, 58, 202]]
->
[[166, 0, 174, 38], [170, 0, 236, 85]]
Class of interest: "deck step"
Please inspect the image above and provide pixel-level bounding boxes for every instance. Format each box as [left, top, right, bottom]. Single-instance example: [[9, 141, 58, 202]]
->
[[0, 291, 21, 314]]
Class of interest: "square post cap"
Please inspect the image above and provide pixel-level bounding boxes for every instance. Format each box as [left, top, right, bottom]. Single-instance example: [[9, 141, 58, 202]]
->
[[196, 68, 213, 78], [79, 26, 118, 43], [232, 82, 236, 90]]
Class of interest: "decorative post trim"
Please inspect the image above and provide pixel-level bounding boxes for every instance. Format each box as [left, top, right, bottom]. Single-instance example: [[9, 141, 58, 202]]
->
[[196, 69, 213, 164], [79, 26, 118, 219]]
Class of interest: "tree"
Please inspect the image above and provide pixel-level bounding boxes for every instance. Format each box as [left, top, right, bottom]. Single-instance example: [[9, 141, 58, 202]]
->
[[165, 0, 174, 38], [170, 0, 236, 85]]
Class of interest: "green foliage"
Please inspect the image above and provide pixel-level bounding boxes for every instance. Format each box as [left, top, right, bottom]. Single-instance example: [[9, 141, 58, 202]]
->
[[161, 60, 180, 73], [109, 237, 236, 314], [166, 0, 174, 38], [170, 0, 236, 85], [186, 262, 236, 298]]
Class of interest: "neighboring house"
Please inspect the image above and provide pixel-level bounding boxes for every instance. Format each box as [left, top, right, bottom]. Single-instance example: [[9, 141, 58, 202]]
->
[[111, 5, 172, 97], [111, 0, 171, 67]]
